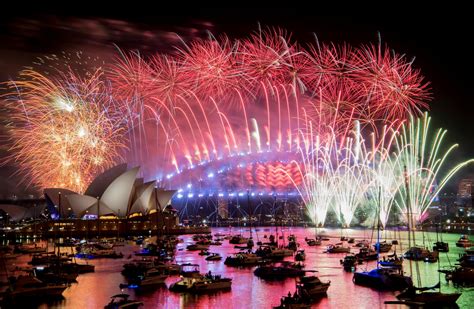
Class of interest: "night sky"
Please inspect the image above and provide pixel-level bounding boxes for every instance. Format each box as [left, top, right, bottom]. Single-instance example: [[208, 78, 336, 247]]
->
[[1, 9, 473, 196]]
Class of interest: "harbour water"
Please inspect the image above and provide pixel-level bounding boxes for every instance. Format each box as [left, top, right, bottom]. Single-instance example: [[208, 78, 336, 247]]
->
[[3, 227, 474, 308]]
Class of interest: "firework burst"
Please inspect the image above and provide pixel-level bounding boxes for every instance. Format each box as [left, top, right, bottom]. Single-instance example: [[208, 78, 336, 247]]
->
[[3, 65, 127, 193]]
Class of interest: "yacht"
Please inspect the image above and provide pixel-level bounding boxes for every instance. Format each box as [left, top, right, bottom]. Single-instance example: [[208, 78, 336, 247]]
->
[[229, 235, 249, 244], [186, 244, 210, 251], [189, 273, 232, 293], [355, 247, 378, 261], [14, 244, 47, 254], [433, 241, 449, 252], [254, 262, 306, 280], [325, 244, 350, 253], [297, 276, 330, 298], [378, 253, 403, 269], [104, 293, 143, 309], [224, 252, 264, 266], [396, 286, 461, 307], [205, 253, 222, 261], [456, 235, 472, 248], [373, 241, 392, 253], [128, 268, 167, 287], [403, 246, 431, 261], [256, 245, 293, 259], [353, 268, 413, 290], [305, 238, 321, 246], [295, 250, 306, 261], [4, 275, 67, 301], [340, 255, 358, 271], [169, 272, 231, 293]]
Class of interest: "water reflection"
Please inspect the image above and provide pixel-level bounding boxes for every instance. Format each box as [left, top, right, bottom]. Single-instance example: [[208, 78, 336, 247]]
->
[[2, 227, 473, 308]]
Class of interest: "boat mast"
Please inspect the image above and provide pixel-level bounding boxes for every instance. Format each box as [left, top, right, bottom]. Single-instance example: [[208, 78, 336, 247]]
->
[[404, 165, 421, 287], [404, 166, 414, 280], [376, 186, 381, 269]]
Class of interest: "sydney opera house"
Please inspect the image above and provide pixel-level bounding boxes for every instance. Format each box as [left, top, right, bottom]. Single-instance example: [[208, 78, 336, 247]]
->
[[1, 164, 209, 238]]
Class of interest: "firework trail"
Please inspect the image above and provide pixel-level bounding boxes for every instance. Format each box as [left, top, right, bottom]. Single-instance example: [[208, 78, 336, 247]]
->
[[392, 112, 474, 224]]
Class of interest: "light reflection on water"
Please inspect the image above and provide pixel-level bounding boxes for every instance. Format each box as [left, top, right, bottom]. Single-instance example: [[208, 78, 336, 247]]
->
[[4, 227, 474, 308]]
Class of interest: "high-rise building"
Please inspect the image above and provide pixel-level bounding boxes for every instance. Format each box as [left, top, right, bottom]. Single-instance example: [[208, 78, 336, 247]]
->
[[458, 179, 473, 198], [217, 197, 229, 219]]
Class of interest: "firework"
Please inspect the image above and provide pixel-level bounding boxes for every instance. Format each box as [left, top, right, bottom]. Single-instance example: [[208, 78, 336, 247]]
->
[[3, 66, 127, 193], [391, 113, 474, 224], [4, 28, 439, 220]]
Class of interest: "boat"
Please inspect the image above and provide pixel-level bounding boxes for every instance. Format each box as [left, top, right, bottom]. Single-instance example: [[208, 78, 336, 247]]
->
[[33, 264, 79, 284], [295, 250, 306, 261], [325, 244, 350, 253], [14, 244, 47, 254], [297, 276, 330, 298], [424, 250, 439, 263], [4, 275, 67, 301], [76, 244, 123, 259], [224, 252, 264, 266], [355, 240, 370, 248], [28, 252, 72, 265], [205, 253, 222, 261], [403, 246, 431, 261], [353, 268, 413, 290], [256, 245, 294, 259], [127, 268, 168, 287], [179, 263, 201, 278], [189, 273, 232, 293], [458, 253, 474, 268], [254, 262, 307, 280], [395, 284, 461, 307], [433, 241, 449, 252], [229, 235, 249, 244], [186, 244, 210, 251], [340, 255, 357, 271], [386, 171, 461, 306], [304, 238, 321, 246], [456, 235, 472, 248], [104, 294, 143, 309], [378, 252, 403, 269], [198, 249, 210, 256], [355, 247, 378, 262], [347, 238, 355, 244], [169, 275, 203, 292], [442, 266, 474, 287], [169, 271, 231, 293], [373, 241, 392, 253], [273, 291, 311, 309]]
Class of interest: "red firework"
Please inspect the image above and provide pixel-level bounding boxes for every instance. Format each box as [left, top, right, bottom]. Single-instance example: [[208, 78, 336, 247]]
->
[[352, 43, 431, 122], [176, 35, 243, 101], [147, 54, 191, 103], [238, 28, 298, 94], [108, 50, 153, 101]]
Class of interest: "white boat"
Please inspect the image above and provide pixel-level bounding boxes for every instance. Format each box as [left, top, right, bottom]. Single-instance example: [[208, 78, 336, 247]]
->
[[189, 275, 232, 293], [170, 272, 231, 293], [224, 253, 263, 266], [135, 268, 168, 286], [326, 244, 351, 253]]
